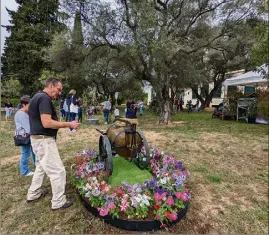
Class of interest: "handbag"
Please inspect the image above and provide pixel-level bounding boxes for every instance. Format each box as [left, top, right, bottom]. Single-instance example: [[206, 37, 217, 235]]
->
[[14, 127, 30, 146]]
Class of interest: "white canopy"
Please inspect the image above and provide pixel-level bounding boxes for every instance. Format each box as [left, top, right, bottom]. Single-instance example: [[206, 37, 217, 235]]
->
[[223, 64, 268, 86]]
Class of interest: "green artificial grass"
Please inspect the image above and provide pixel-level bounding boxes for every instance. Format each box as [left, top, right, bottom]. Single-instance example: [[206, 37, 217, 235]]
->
[[108, 157, 152, 186]]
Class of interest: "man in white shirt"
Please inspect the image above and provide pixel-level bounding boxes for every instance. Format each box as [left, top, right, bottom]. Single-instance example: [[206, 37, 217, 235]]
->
[[103, 98, 112, 124]]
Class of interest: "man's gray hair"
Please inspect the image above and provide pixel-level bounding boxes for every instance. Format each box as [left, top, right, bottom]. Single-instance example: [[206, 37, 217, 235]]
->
[[44, 77, 62, 87]]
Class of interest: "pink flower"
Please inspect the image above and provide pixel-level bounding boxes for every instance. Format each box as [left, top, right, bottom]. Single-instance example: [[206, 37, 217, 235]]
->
[[154, 192, 167, 201], [104, 186, 111, 193], [166, 197, 174, 206], [99, 208, 109, 216], [169, 213, 178, 221], [156, 214, 161, 220], [120, 202, 129, 211], [175, 192, 183, 199], [100, 181, 106, 186], [108, 202, 116, 210], [175, 192, 189, 202], [181, 193, 188, 202]]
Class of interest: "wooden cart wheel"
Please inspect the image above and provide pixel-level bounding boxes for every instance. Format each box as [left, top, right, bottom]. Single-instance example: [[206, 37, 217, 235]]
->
[[136, 130, 150, 165], [98, 135, 113, 173]]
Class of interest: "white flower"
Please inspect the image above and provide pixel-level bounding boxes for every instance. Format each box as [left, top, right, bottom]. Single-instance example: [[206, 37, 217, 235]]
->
[[141, 194, 151, 206], [135, 194, 151, 207], [92, 177, 97, 181], [160, 178, 167, 184], [85, 183, 92, 190], [85, 191, 91, 198], [143, 157, 146, 162]]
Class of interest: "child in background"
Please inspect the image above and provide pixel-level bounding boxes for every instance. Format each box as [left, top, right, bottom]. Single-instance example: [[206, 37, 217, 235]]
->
[[114, 106, 120, 120]]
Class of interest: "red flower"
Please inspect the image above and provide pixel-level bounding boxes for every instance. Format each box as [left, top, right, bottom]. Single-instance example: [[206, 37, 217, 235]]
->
[[164, 212, 178, 221], [154, 203, 160, 210]]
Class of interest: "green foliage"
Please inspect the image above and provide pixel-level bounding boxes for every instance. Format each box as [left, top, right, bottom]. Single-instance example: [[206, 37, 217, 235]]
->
[[118, 81, 147, 104], [257, 89, 269, 120], [148, 99, 159, 114], [2, 0, 66, 95], [45, 13, 87, 96], [65, 0, 258, 123], [207, 174, 222, 183], [1, 78, 22, 98], [223, 90, 245, 118]]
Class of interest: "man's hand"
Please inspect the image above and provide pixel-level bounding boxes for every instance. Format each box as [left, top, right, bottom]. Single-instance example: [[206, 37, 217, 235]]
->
[[69, 120, 80, 129]]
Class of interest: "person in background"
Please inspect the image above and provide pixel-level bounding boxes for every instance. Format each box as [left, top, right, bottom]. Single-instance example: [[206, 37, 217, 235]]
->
[[179, 98, 184, 111], [114, 106, 120, 120], [14, 96, 36, 176], [187, 100, 193, 113], [126, 104, 136, 119], [59, 98, 65, 120], [173, 97, 179, 112], [138, 101, 144, 116], [77, 100, 83, 123], [66, 90, 78, 122], [66, 89, 78, 132], [5, 98, 13, 121], [27, 77, 80, 210], [103, 98, 112, 124], [63, 98, 69, 121]]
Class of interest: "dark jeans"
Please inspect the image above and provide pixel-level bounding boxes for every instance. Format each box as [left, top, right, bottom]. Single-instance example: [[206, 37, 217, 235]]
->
[[65, 112, 69, 122], [69, 112, 76, 121], [103, 109, 110, 122], [69, 112, 76, 130], [60, 109, 65, 118]]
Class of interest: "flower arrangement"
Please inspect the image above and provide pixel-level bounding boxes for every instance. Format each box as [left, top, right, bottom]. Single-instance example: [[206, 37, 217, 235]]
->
[[72, 147, 191, 227]]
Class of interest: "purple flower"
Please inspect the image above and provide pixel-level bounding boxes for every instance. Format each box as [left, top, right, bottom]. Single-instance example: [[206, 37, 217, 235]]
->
[[155, 186, 164, 194], [86, 162, 92, 173], [175, 180, 182, 189], [146, 179, 156, 188], [175, 161, 182, 169], [154, 154, 162, 160], [97, 162, 104, 169]]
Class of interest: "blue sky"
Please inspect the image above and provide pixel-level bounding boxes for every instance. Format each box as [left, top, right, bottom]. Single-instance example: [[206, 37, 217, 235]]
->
[[1, 0, 18, 54]]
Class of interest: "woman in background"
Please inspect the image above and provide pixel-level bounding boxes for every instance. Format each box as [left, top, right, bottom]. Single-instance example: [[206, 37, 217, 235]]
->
[[14, 96, 35, 176]]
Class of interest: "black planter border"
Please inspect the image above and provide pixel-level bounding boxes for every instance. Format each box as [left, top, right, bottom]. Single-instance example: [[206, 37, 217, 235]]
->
[[77, 190, 189, 231]]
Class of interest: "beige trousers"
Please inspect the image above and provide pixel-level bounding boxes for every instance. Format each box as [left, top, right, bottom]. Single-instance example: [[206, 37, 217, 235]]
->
[[27, 137, 66, 209]]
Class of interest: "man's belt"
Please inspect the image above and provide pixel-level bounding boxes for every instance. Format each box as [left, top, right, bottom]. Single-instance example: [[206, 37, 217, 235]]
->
[[31, 135, 54, 139]]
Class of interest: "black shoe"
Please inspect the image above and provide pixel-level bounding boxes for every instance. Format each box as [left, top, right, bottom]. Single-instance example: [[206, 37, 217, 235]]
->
[[52, 199, 73, 211], [27, 189, 49, 203]]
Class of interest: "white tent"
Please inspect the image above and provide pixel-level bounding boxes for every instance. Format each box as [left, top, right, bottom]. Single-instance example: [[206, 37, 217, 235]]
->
[[223, 64, 268, 86]]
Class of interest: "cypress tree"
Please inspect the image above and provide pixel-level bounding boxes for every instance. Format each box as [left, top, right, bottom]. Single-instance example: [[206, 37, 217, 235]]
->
[[1, 0, 66, 95]]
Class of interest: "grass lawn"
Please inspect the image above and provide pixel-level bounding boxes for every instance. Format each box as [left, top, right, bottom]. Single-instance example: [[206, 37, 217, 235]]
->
[[108, 157, 152, 186], [0, 108, 268, 234]]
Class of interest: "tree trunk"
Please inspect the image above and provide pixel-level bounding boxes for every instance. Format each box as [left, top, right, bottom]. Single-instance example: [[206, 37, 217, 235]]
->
[[199, 96, 213, 110], [158, 84, 171, 124]]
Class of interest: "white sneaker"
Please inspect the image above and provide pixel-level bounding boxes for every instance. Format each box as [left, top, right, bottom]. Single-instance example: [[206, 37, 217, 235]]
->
[[71, 129, 76, 133], [26, 172, 34, 176]]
